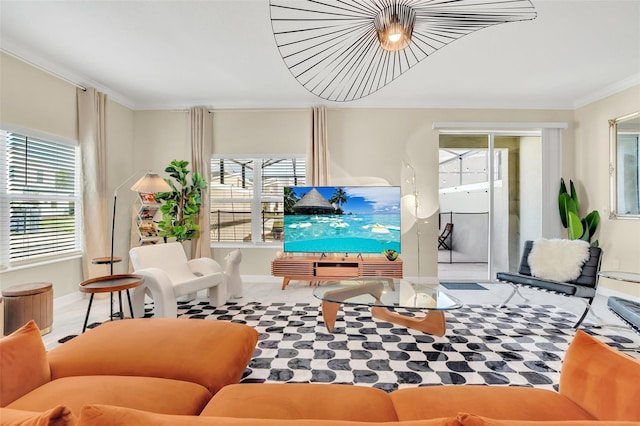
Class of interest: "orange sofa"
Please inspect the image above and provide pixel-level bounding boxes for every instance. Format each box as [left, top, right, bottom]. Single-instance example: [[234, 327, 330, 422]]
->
[[0, 318, 258, 423], [1, 319, 639, 426]]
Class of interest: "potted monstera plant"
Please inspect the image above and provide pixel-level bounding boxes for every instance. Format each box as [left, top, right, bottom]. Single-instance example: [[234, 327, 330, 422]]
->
[[155, 160, 207, 242], [558, 178, 600, 247]]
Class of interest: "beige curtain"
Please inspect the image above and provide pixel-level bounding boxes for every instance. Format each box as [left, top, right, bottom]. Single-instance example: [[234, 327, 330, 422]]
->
[[308, 106, 330, 185], [189, 107, 213, 258], [77, 88, 109, 278]]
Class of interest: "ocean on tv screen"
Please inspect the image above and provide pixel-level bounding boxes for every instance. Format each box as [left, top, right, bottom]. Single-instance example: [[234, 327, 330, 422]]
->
[[283, 186, 401, 254]]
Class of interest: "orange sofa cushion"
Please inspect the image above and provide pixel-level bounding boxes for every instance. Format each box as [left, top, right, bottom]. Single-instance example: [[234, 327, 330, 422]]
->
[[201, 383, 399, 422], [559, 330, 640, 421], [0, 321, 51, 407], [47, 318, 258, 395], [390, 386, 594, 421], [0, 406, 76, 426], [5, 376, 211, 417], [457, 412, 640, 426], [77, 404, 459, 426]]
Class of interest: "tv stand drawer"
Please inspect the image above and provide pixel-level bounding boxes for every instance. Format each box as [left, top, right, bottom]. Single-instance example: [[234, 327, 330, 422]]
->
[[316, 265, 359, 277]]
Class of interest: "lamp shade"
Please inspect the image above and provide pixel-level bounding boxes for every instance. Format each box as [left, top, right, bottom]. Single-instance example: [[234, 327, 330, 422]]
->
[[130, 172, 171, 193], [374, 4, 415, 52]]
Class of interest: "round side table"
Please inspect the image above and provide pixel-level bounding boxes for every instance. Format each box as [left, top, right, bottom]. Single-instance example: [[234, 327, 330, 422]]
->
[[79, 274, 144, 333], [91, 257, 124, 319], [91, 256, 122, 266]]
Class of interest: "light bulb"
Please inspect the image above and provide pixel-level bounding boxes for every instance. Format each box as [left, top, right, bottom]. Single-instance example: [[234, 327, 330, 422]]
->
[[388, 32, 402, 42]]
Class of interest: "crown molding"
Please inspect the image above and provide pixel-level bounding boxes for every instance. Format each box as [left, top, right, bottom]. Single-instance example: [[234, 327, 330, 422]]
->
[[3, 36, 637, 112], [1, 40, 137, 110], [573, 73, 640, 109]]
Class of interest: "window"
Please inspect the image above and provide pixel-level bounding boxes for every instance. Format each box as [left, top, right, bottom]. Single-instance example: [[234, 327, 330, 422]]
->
[[211, 156, 306, 243], [1, 129, 82, 268]]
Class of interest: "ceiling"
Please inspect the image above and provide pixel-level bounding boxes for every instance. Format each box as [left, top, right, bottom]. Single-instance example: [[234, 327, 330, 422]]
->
[[1, 0, 639, 111]]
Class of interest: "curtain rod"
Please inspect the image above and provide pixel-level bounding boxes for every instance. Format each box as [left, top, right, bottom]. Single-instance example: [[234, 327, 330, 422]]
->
[[166, 108, 307, 113], [1, 48, 87, 91]]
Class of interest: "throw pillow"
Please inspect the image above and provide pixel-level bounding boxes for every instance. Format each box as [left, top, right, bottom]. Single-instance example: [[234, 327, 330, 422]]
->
[[0, 320, 51, 406], [560, 330, 640, 421], [527, 239, 590, 282], [0, 406, 76, 426], [457, 412, 639, 425]]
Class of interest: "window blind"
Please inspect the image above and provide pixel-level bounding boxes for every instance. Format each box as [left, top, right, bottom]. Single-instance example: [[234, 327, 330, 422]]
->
[[1, 130, 81, 265], [210, 156, 306, 242]]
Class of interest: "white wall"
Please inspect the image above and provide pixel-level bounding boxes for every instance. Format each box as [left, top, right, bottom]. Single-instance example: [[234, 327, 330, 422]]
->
[[0, 52, 136, 296], [0, 53, 76, 140], [213, 109, 309, 155], [327, 108, 574, 280], [133, 111, 189, 171], [0, 53, 82, 296], [574, 86, 640, 297]]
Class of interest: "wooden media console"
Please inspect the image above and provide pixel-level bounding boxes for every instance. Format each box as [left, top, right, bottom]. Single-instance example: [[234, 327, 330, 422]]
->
[[271, 255, 403, 290]]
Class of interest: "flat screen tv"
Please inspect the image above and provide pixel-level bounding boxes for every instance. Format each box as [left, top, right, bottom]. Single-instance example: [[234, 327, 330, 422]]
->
[[283, 186, 401, 254]]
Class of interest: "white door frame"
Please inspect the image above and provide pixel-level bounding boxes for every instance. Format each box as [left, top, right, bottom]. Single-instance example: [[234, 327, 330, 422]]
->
[[434, 122, 568, 279]]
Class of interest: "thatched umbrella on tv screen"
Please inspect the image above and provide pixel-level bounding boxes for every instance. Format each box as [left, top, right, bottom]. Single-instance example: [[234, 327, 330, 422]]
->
[[292, 188, 336, 215]]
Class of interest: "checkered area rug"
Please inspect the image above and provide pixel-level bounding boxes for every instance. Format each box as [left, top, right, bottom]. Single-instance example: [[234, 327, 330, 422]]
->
[[175, 301, 636, 392]]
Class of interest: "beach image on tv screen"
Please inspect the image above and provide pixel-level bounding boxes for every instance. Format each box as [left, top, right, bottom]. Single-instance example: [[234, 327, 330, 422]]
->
[[283, 186, 401, 254]]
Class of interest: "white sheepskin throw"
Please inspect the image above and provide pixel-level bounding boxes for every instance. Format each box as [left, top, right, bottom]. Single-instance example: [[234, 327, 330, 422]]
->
[[528, 239, 590, 282]]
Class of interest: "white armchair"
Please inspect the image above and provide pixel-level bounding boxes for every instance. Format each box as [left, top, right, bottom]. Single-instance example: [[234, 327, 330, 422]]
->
[[129, 242, 227, 318]]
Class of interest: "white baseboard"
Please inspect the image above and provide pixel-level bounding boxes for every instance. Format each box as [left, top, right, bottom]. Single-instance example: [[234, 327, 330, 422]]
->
[[243, 275, 281, 284], [242, 275, 441, 285], [597, 286, 640, 302], [53, 276, 638, 307]]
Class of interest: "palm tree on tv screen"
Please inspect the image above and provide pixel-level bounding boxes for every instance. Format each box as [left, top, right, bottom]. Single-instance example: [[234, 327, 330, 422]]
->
[[284, 187, 299, 214], [329, 187, 348, 214]]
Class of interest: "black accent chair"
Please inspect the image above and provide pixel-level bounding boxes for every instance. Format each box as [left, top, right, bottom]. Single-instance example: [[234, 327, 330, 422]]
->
[[438, 223, 453, 250], [496, 240, 603, 328]]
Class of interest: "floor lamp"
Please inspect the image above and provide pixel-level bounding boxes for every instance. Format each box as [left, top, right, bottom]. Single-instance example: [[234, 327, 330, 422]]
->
[[403, 161, 429, 284], [104, 171, 170, 319], [108, 171, 171, 275]]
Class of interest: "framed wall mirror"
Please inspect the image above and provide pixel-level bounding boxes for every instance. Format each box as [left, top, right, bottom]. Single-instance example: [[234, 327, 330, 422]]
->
[[609, 111, 640, 219]]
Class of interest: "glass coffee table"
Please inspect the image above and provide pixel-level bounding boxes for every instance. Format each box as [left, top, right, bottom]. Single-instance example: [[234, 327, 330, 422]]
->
[[313, 277, 462, 336]]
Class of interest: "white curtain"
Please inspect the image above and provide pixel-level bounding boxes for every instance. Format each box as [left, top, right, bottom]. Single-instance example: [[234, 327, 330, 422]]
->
[[189, 107, 213, 259], [77, 88, 109, 278], [308, 106, 330, 185]]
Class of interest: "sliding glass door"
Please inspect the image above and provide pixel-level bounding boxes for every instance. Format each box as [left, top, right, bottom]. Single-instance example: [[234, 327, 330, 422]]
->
[[438, 133, 540, 281]]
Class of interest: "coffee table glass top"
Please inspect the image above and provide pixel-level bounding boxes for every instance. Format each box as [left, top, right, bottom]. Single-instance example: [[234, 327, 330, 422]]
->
[[599, 271, 640, 284], [313, 277, 462, 311]]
